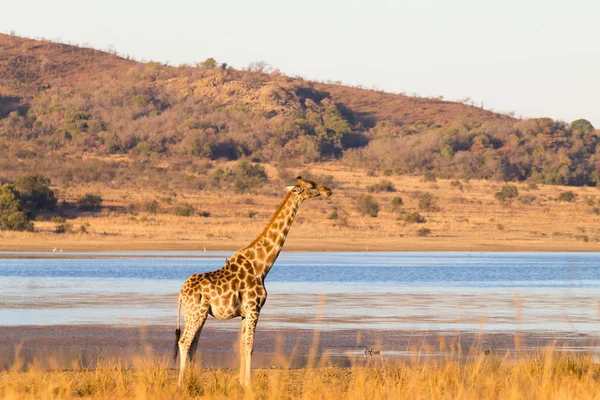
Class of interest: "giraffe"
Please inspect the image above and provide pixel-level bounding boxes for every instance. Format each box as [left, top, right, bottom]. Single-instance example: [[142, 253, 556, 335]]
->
[[174, 176, 332, 388]]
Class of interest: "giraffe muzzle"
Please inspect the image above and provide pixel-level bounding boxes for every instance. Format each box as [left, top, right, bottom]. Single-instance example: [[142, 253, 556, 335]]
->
[[319, 185, 332, 197]]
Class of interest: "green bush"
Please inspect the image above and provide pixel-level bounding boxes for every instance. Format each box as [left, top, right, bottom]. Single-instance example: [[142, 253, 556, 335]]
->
[[212, 160, 268, 193], [233, 161, 267, 193], [494, 185, 519, 202], [174, 203, 195, 217], [357, 194, 379, 217], [55, 221, 72, 234], [79, 222, 91, 234], [391, 196, 404, 213], [450, 180, 463, 191], [77, 193, 103, 212], [200, 57, 217, 69], [0, 184, 33, 231], [418, 193, 440, 212], [571, 119, 594, 132], [14, 173, 56, 215], [367, 180, 396, 193], [143, 200, 160, 214], [417, 227, 432, 237], [328, 208, 339, 220], [519, 195, 537, 205], [557, 191, 576, 202], [423, 171, 437, 182], [404, 212, 425, 224]]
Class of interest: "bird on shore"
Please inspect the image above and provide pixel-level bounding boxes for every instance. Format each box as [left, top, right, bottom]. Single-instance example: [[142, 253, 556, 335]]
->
[[364, 348, 381, 356]]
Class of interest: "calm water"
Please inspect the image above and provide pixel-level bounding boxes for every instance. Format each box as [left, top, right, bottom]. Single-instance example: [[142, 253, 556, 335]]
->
[[1, 252, 600, 334]]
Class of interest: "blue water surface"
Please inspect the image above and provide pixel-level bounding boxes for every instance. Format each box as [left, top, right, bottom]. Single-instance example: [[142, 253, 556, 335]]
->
[[1, 251, 598, 287], [1, 252, 600, 331]]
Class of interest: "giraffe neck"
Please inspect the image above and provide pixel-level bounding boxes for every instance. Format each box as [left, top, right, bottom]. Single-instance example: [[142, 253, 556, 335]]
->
[[240, 192, 303, 279]]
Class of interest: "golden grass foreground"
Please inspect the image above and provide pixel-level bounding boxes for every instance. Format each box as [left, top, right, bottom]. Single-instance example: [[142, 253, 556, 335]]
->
[[2, 349, 600, 399]]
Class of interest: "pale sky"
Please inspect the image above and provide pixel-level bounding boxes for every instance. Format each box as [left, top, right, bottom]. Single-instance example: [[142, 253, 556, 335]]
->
[[2, 0, 599, 127]]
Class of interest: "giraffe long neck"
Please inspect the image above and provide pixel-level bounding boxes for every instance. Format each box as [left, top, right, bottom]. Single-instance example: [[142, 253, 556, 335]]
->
[[240, 192, 303, 279]]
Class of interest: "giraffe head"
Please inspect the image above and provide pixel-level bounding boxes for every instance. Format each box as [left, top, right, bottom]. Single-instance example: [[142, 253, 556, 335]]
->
[[286, 176, 332, 200]]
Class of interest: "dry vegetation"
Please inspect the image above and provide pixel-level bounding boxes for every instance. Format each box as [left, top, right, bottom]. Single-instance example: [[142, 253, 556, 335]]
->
[[1, 33, 599, 192], [1, 34, 600, 251], [2, 350, 600, 399], [1, 164, 600, 252]]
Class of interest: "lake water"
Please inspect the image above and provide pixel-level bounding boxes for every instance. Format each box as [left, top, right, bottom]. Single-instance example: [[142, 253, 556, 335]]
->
[[1, 252, 600, 335]]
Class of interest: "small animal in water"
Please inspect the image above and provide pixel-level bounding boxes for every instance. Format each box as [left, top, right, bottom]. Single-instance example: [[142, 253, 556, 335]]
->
[[364, 348, 381, 356]]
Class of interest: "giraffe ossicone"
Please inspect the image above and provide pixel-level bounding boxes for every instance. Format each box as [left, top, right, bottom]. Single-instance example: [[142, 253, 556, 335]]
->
[[174, 176, 332, 388]]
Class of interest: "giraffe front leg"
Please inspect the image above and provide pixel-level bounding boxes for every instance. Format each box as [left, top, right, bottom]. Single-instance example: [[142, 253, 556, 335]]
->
[[242, 311, 260, 388], [239, 317, 246, 386]]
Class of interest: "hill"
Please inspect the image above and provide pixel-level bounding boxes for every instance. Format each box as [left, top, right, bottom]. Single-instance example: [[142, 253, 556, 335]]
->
[[0, 33, 599, 191]]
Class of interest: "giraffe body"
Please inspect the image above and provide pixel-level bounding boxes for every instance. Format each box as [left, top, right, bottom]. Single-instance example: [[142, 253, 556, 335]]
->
[[175, 177, 332, 387]]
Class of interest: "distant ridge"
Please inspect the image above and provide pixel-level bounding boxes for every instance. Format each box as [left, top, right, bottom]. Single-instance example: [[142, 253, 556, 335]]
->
[[0, 34, 598, 188]]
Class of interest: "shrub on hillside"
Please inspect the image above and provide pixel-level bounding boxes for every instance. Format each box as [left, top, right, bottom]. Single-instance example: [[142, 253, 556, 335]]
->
[[357, 195, 379, 217], [77, 193, 103, 212], [418, 193, 440, 212], [328, 208, 339, 220], [143, 200, 160, 214], [404, 212, 425, 224], [423, 171, 437, 182], [14, 173, 56, 216], [0, 184, 32, 231], [55, 221, 72, 234], [519, 195, 537, 205], [417, 227, 432, 237], [391, 196, 404, 212], [494, 185, 519, 202], [450, 180, 464, 191], [557, 191, 576, 202], [211, 160, 268, 193], [367, 180, 396, 193], [174, 203, 195, 217]]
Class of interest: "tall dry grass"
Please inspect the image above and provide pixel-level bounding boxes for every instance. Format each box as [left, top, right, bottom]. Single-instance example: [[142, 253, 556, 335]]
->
[[2, 349, 600, 399]]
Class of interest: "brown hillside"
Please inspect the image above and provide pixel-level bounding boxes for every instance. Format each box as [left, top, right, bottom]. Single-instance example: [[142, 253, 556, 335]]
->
[[314, 82, 509, 128], [0, 34, 598, 190], [0, 34, 135, 114], [0, 33, 504, 128]]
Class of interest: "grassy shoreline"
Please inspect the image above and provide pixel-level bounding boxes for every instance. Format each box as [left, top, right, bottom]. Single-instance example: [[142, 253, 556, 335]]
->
[[1, 237, 600, 253]]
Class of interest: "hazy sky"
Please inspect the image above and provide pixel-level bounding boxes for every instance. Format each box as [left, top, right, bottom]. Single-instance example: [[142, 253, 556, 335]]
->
[[2, 0, 599, 126]]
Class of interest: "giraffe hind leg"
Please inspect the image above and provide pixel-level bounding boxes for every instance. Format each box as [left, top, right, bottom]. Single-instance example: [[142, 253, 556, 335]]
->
[[189, 328, 202, 364], [177, 307, 209, 387]]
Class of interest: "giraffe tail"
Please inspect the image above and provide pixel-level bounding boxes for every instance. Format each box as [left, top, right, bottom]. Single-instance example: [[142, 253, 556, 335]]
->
[[173, 296, 182, 361]]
